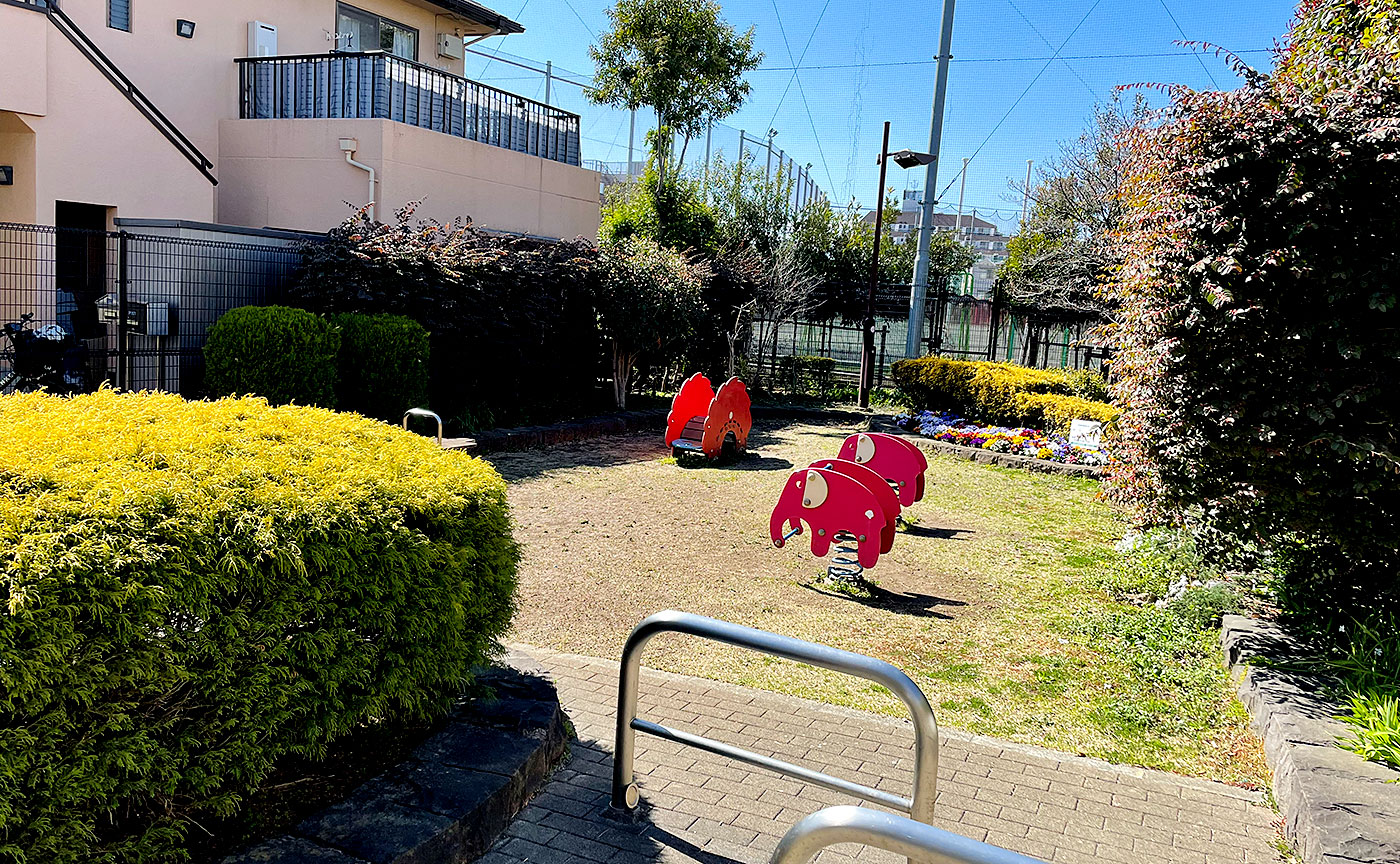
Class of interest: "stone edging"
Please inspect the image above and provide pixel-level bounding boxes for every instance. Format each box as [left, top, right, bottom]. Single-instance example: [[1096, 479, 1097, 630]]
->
[[222, 652, 569, 864], [1221, 615, 1400, 864], [867, 419, 1104, 479], [450, 404, 871, 455]]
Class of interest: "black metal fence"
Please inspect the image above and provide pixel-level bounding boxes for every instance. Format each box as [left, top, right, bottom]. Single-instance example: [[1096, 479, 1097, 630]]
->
[[0, 222, 303, 395], [238, 52, 582, 166], [751, 284, 1108, 391]]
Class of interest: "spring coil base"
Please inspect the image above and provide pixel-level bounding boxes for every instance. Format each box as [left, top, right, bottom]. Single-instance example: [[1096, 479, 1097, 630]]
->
[[824, 531, 865, 587]]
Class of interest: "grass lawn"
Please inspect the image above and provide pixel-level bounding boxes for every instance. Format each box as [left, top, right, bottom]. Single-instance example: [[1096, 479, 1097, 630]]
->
[[493, 419, 1268, 788]]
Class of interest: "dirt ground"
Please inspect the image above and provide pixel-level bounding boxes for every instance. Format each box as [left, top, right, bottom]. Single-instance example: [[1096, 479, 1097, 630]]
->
[[490, 419, 1269, 786]]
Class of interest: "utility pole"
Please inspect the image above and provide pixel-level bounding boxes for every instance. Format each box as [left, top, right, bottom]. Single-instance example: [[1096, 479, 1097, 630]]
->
[[905, 0, 958, 360], [860, 121, 892, 409], [544, 60, 553, 105], [955, 157, 969, 237], [703, 120, 713, 199], [627, 109, 636, 176], [1022, 159, 1034, 225]]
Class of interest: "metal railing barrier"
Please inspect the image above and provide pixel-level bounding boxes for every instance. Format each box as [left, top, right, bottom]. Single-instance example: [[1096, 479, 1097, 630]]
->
[[770, 806, 1049, 864], [403, 408, 443, 446], [612, 611, 940, 827]]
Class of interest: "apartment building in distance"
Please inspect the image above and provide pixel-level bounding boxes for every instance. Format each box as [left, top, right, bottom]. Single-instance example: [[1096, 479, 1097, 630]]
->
[[0, 0, 599, 239], [867, 189, 1011, 300]]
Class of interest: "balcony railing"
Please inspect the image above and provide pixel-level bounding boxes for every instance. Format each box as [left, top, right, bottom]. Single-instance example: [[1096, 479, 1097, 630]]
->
[[236, 52, 581, 167]]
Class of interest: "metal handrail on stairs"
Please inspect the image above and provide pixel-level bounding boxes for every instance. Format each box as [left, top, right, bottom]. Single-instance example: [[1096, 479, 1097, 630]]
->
[[43, 1, 217, 185]]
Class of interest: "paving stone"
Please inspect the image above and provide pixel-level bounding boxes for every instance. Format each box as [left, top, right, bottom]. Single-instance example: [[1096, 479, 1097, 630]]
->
[[488, 645, 1282, 864]]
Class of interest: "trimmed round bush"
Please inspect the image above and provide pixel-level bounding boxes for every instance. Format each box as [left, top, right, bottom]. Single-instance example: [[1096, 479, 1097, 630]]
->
[[330, 312, 431, 422], [204, 305, 339, 406], [0, 390, 518, 862]]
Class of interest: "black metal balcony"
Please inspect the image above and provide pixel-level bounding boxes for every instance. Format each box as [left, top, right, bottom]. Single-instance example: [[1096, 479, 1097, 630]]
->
[[236, 52, 581, 167]]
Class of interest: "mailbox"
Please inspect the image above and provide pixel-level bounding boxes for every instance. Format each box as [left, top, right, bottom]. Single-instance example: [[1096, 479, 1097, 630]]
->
[[145, 302, 170, 337], [97, 294, 143, 330]]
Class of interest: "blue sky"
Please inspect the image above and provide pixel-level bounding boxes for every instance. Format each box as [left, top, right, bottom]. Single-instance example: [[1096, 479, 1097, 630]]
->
[[469, 0, 1299, 231]]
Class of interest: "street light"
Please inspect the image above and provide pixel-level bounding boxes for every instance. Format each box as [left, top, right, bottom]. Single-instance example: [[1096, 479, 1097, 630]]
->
[[890, 149, 935, 169], [860, 123, 934, 409]]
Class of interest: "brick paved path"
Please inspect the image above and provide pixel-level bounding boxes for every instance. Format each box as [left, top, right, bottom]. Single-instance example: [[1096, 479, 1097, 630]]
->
[[484, 647, 1281, 864]]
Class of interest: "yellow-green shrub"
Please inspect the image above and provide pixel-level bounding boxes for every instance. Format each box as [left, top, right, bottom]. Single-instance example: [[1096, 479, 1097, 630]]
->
[[0, 390, 518, 863], [892, 356, 1118, 430], [1016, 392, 1120, 434]]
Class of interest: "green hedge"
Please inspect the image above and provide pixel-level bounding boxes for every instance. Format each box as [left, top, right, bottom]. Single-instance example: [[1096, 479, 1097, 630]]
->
[[0, 390, 518, 862], [776, 355, 838, 397], [204, 305, 339, 406], [331, 313, 431, 422], [892, 356, 1118, 433]]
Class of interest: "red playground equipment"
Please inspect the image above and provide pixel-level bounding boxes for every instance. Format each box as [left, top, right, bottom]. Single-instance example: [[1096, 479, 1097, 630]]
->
[[771, 431, 929, 585], [836, 432, 929, 507], [666, 373, 752, 460], [770, 467, 890, 573], [806, 458, 901, 555]]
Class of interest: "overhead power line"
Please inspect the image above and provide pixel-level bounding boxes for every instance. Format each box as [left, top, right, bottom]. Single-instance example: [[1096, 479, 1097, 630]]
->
[[1002, 0, 1098, 98], [474, 0, 530, 78], [1156, 0, 1223, 88], [557, 0, 598, 41], [750, 48, 1271, 72], [936, 0, 1107, 203], [766, 0, 839, 196], [468, 44, 1273, 82]]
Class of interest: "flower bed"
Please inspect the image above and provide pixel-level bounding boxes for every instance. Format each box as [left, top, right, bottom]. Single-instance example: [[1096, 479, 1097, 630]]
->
[[895, 409, 1108, 467]]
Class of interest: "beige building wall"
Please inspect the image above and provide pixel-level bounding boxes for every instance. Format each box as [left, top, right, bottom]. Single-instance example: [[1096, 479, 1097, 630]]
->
[[219, 119, 599, 239], [2, 0, 597, 237], [0, 114, 38, 224]]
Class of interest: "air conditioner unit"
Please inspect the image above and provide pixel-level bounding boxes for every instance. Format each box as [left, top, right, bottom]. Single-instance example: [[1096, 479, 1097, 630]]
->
[[248, 21, 277, 57], [437, 33, 464, 60]]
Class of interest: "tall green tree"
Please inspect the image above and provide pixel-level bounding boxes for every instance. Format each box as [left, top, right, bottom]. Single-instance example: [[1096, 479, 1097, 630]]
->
[[588, 0, 761, 182], [593, 237, 709, 408], [997, 94, 1147, 321], [1105, 0, 1400, 616]]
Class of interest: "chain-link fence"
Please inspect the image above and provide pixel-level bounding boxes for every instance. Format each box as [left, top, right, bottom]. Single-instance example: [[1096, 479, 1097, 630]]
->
[[749, 282, 1107, 396]]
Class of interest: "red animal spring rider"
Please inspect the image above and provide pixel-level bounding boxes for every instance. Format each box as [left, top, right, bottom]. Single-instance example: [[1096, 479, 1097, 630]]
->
[[806, 458, 901, 556], [769, 467, 892, 580], [836, 432, 929, 507], [666, 373, 752, 460], [771, 432, 929, 586]]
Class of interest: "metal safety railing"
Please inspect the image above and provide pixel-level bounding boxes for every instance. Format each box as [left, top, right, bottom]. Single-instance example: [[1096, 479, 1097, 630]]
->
[[771, 806, 1049, 864], [612, 611, 940, 827], [402, 408, 444, 446], [236, 52, 582, 166]]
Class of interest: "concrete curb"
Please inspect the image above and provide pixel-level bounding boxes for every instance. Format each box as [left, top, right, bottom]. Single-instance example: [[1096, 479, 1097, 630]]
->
[[221, 654, 570, 864], [866, 418, 1105, 479], [449, 404, 872, 455], [1221, 615, 1400, 864]]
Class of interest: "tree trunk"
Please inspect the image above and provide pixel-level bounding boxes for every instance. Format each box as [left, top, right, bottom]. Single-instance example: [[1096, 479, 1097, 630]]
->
[[612, 342, 635, 409]]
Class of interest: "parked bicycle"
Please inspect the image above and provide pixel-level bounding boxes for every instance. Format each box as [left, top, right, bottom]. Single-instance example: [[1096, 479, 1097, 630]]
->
[[1, 313, 88, 395]]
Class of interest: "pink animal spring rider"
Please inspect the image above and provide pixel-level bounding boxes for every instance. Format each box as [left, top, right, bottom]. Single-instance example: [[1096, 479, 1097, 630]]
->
[[836, 432, 929, 507], [770, 429, 929, 586], [665, 373, 752, 461]]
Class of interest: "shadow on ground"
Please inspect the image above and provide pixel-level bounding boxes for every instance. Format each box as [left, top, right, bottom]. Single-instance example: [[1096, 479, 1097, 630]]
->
[[801, 582, 970, 620], [901, 524, 975, 541], [488, 437, 671, 483], [490, 735, 750, 864]]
